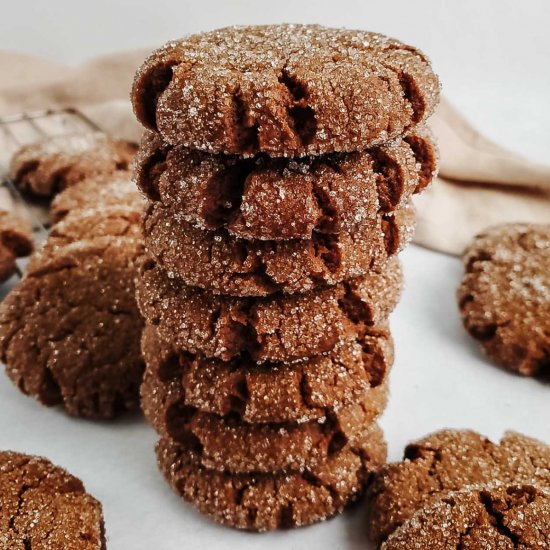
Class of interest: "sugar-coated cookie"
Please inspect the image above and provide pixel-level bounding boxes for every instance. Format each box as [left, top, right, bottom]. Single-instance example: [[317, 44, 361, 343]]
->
[[132, 25, 439, 157]]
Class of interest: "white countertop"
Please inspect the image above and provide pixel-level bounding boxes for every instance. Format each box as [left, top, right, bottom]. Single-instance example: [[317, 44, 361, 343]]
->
[[1, 1, 549, 548]]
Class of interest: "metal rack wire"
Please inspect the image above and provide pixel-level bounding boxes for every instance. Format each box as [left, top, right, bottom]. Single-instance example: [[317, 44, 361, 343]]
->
[[0, 108, 102, 284]]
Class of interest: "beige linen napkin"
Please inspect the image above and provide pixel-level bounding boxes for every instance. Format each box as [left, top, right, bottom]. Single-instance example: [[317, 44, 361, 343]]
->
[[0, 49, 548, 255]]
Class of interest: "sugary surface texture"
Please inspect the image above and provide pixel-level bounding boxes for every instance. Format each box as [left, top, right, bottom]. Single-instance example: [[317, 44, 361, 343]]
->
[[44, 205, 142, 253], [366, 429, 550, 544], [132, 24, 440, 156], [9, 132, 137, 197], [458, 223, 550, 376], [50, 172, 145, 223], [136, 255, 402, 362], [134, 127, 437, 241], [0, 237, 145, 419], [0, 209, 34, 283], [143, 200, 414, 296], [0, 450, 105, 549], [382, 483, 550, 549], [156, 424, 386, 531], [142, 365, 386, 473], [141, 323, 392, 424]]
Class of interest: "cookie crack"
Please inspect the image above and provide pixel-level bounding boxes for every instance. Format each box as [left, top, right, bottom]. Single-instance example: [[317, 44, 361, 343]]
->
[[370, 148, 405, 212], [278, 67, 317, 146], [231, 85, 259, 153], [479, 491, 520, 547]]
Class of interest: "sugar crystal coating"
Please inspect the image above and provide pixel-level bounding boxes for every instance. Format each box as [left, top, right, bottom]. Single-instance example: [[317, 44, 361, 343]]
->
[[10, 133, 137, 197], [0, 450, 105, 548], [132, 24, 440, 156], [366, 429, 550, 544], [458, 223, 550, 377]]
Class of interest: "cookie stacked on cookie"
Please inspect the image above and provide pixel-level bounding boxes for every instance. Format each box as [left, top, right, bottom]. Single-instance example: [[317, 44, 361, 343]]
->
[[131, 24, 440, 530]]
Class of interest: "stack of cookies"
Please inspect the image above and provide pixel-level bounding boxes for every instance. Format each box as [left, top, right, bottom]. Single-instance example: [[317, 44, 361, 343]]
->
[[131, 24, 440, 530]]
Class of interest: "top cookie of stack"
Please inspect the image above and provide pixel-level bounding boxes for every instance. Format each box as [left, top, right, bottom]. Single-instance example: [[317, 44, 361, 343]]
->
[[132, 24, 439, 157]]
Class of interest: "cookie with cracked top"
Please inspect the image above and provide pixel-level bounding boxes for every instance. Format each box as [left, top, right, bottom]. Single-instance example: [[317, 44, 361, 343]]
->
[[0, 450, 106, 549], [156, 423, 386, 531], [132, 24, 439, 157], [136, 255, 402, 362], [458, 223, 550, 377], [134, 128, 437, 241], [0, 237, 145, 419], [141, 323, 391, 424], [0, 210, 33, 283], [43, 205, 142, 253], [50, 172, 145, 223], [141, 363, 386, 473], [9, 133, 137, 197], [382, 483, 550, 549], [365, 429, 550, 545], [143, 200, 414, 296]]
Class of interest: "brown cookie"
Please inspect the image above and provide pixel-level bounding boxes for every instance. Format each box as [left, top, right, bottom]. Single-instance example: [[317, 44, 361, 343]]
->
[[44, 205, 142, 252], [0, 237, 145, 419], [142, 362, 386, 473], [382, 483, 550, 549], [156, 422, 386, 531], [0, 210, 34, 283], [143, 200, 414, 296], [141, 322, 391, 424], [458, 223, 550, 376], [136, 255, 402, 362], [0, 451, 105, 549], [134, 128, 437, 241], [50, 172, 145, 223], [9, 133, 137, 197], [132, 24, 439, 157], [365, 429, 550, 545]]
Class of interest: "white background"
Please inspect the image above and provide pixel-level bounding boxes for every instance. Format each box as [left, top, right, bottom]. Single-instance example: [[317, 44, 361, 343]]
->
[[1, 1, 549, 549]]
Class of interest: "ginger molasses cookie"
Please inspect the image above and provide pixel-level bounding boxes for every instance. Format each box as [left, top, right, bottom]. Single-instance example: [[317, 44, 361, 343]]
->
[[156, 423, 386, 531], [458, 223, 550, 376], [382, 483, 550, 549], [142, 366, 386, 473], [0, 210, 33, 283], [142, 323, 391, 424], [132, 25, 440, 157], [135, 128, 437, 241], [136, 256, 402, 362], [0, 451, 105, 549], [44, 205, 142, 252], [50, 172, 145, 223], [10, 133, 137, 197], [366, 429, 550, 545], [0, 237, 144, 419], [143, 200, 413, 296]]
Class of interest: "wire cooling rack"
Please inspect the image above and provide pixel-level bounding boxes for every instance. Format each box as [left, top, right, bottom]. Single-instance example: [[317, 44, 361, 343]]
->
[[0, 108, 102, 285]]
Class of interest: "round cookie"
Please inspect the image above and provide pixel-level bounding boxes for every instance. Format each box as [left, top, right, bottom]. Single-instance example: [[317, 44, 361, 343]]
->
[[458, 223, 550, 376], [132, 24, 440, 157], [136, 255, 402, 362], [0, 237, 145, 419], [9, 132, 137, 197], [381, 483, 550, 549], [0, 451, 105, 549], [143, 200, 413, 296], [50, 172, 145, 223], [156, 423, 386, 531], [134, 128, 437, 241], [141, 365, 386, 473], [142, 323, 392, 424], [44, 205, 142, 252], [365, 429, 550, 545], [0, 210, 34, 283]]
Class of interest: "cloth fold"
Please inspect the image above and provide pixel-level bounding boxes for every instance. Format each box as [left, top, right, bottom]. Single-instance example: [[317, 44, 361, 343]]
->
[[0, 49, 548, 255]]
